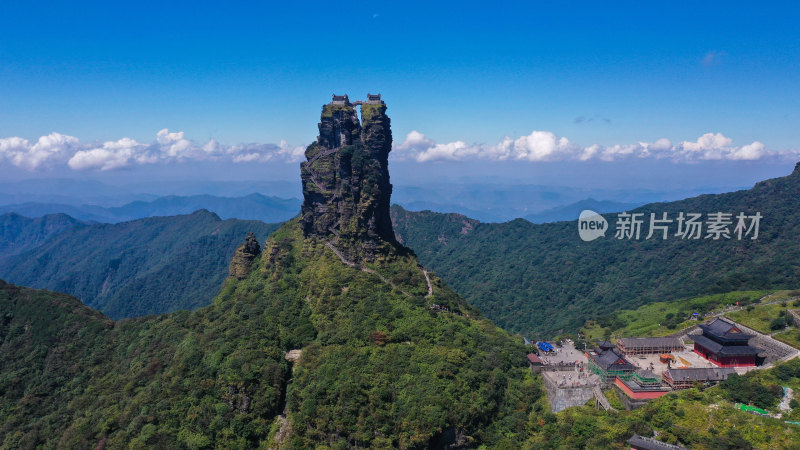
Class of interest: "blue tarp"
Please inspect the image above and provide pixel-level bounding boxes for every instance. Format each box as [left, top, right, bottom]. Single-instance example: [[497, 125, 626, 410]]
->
[[537, 342, 554, 352]]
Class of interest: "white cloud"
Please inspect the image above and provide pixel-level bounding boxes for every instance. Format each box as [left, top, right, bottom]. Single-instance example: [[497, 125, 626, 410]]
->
[[508, 131, 577, 161], [68, 137, 153, 171], [276, 140, 306, 162], [156, 129, 193, 158], [392, 130, 797, 164], [681, 132, 733, 152], [395, 130, 436, 154], [2, 129, 309, 171], [1, 128, 795, 171], [729, 141, 767, 160], [0, 132, 79, 169]]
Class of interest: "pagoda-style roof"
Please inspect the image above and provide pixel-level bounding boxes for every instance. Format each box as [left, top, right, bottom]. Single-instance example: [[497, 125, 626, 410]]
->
[[366, 93, 383, 104], [692, 334, 761, 356], [596, 339, 614, 350], [331, 94, 351, 105], [699, 318, 753, 343], [589, 348, 636, 372], [627, 434, 687, 450]]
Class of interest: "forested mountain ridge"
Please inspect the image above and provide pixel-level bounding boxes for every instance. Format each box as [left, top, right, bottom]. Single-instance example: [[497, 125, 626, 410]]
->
[[0, 210, 280, 319], [392, 162, 800, 336], [0, 96, 542, 448], [0, 213, 84, 262]]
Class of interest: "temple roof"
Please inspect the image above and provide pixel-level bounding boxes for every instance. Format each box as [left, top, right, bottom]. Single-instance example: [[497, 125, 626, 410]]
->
[[692, 334, 761, 356], [664, 367, 735, 382], [699, 318, 754, 342], [596, 339, 614, 349], [589, 348, 636, 371], [627, 434, 687, 450]]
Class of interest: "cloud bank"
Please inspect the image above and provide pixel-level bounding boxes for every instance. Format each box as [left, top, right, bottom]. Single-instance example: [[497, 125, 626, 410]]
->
[[393, 131, 793, 163], [0, 129, 306, 171], [0, 128, 794, 171]]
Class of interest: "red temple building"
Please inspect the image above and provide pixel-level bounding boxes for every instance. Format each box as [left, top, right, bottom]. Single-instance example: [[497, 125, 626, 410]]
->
[[692, 318, 761, 367]]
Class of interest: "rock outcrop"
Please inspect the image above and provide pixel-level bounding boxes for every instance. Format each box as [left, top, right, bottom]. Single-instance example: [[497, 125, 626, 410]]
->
[[300, 95, 399, 262], [228, 232, 260, 279]]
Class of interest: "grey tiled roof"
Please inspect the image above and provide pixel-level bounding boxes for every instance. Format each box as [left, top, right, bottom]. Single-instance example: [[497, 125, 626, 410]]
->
[[627, 434, 687, 450], [590, 349, 636, 371], [692, 334, 760, 356], [699, 318, 753, 341], [664, 367, 735, 382]]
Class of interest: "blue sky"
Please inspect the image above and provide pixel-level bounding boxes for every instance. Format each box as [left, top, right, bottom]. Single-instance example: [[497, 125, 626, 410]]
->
[[1, 1, 798, 189]]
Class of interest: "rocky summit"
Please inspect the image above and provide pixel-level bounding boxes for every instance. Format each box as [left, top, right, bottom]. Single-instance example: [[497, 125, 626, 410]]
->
[[300, 94, 398, 263], [228, 231, 261, 279]]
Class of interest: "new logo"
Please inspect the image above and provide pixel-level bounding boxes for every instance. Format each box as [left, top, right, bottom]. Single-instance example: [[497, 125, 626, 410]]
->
[[578, 210, 608, 241]]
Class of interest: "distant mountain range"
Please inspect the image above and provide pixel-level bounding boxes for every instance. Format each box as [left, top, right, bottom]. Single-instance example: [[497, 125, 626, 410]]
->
[[523, 198, 639, 223], [0, 210, 279, 319], [0, 193, 301, 224], [392, 182, 739, 222], [1, 177, 742, 223], [0, 189, 643, 225]]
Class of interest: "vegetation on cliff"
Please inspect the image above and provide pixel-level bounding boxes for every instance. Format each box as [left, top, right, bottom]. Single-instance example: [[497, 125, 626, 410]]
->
[[301, 98, 395, 263]]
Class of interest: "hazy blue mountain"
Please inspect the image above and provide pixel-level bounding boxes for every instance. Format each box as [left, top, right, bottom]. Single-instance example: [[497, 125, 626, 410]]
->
[[524, 198, 640, 223], [0, 203, 114, 223], [0, 178, 156, 206], [397, 200, 507, 222], [0, 193, 301, 224], [3, 177, 742, 223], [103, 193, 300, 222], [393, 182, 739, 222]]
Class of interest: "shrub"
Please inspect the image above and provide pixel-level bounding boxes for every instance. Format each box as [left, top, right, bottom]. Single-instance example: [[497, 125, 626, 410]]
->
[[770, 316, 789, 331]]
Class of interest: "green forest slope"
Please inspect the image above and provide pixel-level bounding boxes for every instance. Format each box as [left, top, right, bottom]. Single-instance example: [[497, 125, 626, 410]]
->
[[0, 213, 83, 262], [0, 210, 279, 319], [0, 219, 541, 449], [392, 163, 800, 336]]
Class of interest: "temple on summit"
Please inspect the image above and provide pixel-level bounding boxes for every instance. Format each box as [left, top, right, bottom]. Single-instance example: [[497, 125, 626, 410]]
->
[[299, 93, 398, 263]]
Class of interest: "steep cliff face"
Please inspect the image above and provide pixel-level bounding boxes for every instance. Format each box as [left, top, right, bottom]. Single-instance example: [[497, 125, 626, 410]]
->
[[300, 97, 398, 262], [316, 102, 361, 149], [228, 232, 260, 279]]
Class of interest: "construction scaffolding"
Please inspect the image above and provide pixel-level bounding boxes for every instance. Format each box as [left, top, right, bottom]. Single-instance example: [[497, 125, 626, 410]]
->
[[617, 337, 683, 355]]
